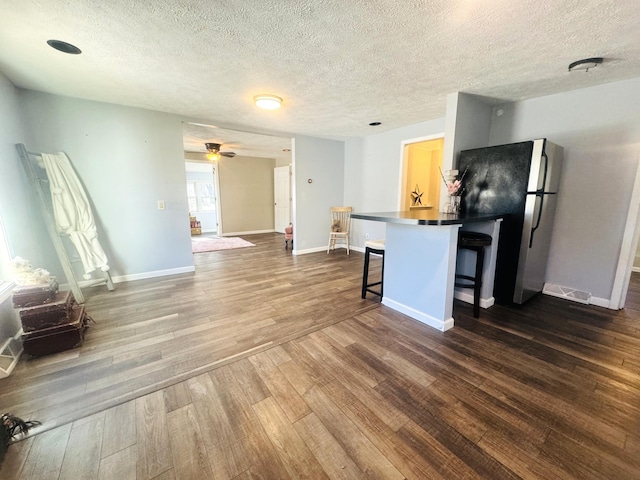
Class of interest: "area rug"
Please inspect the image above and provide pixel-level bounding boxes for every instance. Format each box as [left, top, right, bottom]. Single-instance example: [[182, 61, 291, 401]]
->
[[192, 236, 255, 253]]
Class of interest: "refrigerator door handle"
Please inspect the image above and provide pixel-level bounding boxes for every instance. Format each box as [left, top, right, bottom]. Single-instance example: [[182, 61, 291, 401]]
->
[[528, 150, 549, 195], [530, 191, 557, 247], [530, 194, 544, 248], [529, 149, 551, 247]]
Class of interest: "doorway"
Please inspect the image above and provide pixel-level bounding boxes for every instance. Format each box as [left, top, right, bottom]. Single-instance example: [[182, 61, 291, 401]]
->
[[274, 165, 291, 233], [400, 136, 445, 211], [185, 161, 221, 235]]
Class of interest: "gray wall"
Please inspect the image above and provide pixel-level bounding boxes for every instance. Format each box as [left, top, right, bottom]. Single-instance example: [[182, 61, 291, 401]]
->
[[344, 118, 446, 247], [18, 90, 194, 280], [441, 92, 494, 211], [0, 73, 27, 339], [293, 135, 345, 252], [445, 92, 493, 167], [2, 84, 345, 284], [488, 77, 640, 301], [344, 77, 640, 303]]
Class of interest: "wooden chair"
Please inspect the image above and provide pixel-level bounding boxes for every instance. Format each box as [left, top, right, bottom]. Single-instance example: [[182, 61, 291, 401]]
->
[[327, 206, 352, 254]]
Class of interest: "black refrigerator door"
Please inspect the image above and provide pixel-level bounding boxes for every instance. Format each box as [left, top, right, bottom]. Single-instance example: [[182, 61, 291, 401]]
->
[[459, 141, 534, 216], [459, 141, 534, 305]]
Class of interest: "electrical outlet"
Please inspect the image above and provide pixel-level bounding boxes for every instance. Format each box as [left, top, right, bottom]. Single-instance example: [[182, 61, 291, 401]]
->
[[365, 233, 370, 240], [157, 200, 165, 210]]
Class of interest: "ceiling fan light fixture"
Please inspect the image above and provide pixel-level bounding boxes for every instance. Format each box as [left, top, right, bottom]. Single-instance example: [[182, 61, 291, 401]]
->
[[205, 142, 221, 162], [254, 94, 282, 110], [568, 57, 603, 72]]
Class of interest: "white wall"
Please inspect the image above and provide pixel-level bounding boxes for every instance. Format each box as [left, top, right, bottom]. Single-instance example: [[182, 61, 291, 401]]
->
[[18, 90, 195, 280], [344, 118, 446, 248], [489, 77, 640, 301], [293, 135, 345, 252]]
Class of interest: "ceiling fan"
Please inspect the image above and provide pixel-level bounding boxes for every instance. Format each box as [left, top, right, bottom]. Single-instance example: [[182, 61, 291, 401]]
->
[[205, 142, 236, 161]]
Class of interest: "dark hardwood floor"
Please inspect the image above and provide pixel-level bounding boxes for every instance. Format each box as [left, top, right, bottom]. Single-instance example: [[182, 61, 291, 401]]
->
[[1, 233, 639, 479]]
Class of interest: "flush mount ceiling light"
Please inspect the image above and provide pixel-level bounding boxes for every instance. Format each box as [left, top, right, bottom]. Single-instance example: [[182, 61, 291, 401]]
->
[[568, 57, 603, 72], [46, 39, 82, 54], [254, 94, 282, 110]]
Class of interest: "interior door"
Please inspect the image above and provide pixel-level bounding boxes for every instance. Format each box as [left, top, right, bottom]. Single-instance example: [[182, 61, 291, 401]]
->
[[274, 165, 291, 233]]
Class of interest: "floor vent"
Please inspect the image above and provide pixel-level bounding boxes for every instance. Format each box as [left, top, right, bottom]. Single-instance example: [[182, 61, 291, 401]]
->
[[543, 283, 591, 304]]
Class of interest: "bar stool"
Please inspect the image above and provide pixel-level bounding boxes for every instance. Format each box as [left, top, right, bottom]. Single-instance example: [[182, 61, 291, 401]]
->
[[361, 240, 385, 299], [455, 231, 492, 318]]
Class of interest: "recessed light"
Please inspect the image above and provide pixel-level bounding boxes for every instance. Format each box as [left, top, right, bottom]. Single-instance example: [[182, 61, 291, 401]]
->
[[254, 94, 282, 110], [47, 39, 82, 55], [568, 57, 603, 72], [369, 122, 381, 126]]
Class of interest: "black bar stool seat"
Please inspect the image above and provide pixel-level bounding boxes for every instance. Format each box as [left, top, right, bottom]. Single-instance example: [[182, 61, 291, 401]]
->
[[361, 240, 385, 300], [455, 231, 492, 318]]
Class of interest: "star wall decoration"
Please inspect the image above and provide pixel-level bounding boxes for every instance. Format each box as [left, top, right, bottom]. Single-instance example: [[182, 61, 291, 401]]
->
[[411, 185, 423, 206]]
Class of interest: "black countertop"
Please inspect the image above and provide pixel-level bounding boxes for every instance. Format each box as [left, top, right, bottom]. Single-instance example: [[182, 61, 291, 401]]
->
[[351, 211, 503, 226]]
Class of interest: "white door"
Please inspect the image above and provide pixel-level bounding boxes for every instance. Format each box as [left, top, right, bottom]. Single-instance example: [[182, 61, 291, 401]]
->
[[274, 165, 291, 233]]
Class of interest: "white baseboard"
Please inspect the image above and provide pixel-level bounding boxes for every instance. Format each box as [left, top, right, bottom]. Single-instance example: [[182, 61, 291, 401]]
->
[[293, 246, 327, 255], [543, 283, 590, 304], [453, 289, 495, 309], [382, 297, 453, 332], [293, 245, 361, 255], [107, 266, 195, 284], [589, 296, 611, 308], [542, 283, 614, 309], [222, 229, 275, 236], [60, 266, 196, 291], [632, 266, 640, 273]]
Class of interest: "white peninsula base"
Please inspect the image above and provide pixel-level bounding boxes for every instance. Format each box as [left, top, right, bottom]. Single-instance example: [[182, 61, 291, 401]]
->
[[352, 211, 502, 332]]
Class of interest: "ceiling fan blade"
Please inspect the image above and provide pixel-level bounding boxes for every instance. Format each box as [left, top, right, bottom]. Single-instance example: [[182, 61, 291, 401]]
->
[[220, 152, 236, 158]]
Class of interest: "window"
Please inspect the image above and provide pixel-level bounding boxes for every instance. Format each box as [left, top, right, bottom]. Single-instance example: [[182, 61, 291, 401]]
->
[[187, 181, 198, 213], [186, 181, 216, 213]]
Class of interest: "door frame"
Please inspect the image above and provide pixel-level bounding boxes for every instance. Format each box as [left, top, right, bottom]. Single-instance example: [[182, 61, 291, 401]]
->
[[212, 163, 223, 235], [273, 164, 291, 233], [398, 133, 445, 211], [610, 153, 640, 309]]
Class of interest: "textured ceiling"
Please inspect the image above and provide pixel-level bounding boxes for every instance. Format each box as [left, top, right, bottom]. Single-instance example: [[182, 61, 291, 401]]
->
[[1, 0, 640, 152], [183, 123, 292, 162]]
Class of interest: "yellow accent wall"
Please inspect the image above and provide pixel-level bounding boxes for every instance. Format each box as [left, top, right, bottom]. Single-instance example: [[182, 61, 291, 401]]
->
[[402, 138, 444, 210]]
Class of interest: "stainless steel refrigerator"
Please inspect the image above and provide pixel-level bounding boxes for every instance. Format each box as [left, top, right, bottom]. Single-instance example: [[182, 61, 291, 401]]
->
[[459, 139, 563, 304]]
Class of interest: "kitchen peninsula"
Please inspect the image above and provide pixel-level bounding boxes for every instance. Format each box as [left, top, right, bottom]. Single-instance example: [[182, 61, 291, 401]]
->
[[352, 211, 503, 331]]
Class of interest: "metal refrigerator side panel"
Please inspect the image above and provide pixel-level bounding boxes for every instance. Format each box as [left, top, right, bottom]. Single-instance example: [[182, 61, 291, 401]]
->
[[514, 192, 559, 304]]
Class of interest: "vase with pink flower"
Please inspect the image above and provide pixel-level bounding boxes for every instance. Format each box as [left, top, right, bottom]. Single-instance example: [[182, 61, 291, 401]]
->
[[440, 167, 468, 214]]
